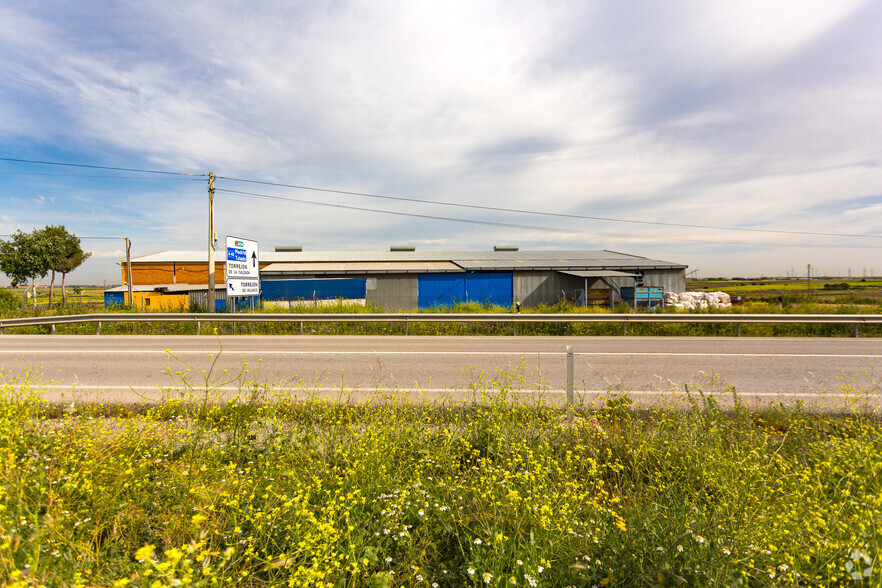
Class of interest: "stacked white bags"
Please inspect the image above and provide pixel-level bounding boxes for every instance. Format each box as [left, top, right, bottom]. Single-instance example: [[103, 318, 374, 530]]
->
[[663, 291, 732, 310]]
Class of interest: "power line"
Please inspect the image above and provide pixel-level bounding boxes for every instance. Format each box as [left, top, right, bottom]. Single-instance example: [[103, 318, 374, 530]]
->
[[4, 157, 878, 240], [0, 234, 126, 239], [216, 187, 879, 249], [0, 170, 202, 181], [0, 157, 206, 177], [215, 175, 882, 240]]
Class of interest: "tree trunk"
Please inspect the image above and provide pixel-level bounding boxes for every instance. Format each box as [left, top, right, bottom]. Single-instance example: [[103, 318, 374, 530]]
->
[[61, 273, 68, 306], [49, 270, 56, 307], [31, 276, 37, 313]]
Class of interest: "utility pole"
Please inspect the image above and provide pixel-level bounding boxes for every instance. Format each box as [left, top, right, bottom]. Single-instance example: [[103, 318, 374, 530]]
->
[[125, 237, 133, 306], [208, 172, 216, 312], [807, 263, 811, 294]]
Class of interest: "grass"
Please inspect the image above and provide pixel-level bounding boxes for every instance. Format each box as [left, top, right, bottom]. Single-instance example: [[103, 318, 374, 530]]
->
[[1, 354, 880, 587], [3, 297, 882, 337], [689, 278, 882, 304]]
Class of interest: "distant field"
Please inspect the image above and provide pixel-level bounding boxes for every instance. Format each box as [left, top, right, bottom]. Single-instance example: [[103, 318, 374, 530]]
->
[[688, 278, 882, 302], [3, 286, 106, 306]]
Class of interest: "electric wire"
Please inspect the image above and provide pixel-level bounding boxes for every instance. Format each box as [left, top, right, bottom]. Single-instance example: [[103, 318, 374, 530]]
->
[[4, 157, 878, 241], [0, 157, 206, 177], [215, 175, 882, 240], [216, 187, 880, 250], [0, 170, 203, 180], [0, 234, 125, 239]]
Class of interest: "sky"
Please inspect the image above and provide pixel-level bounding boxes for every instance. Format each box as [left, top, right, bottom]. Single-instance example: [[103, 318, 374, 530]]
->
[[1, 0, 881, 286]]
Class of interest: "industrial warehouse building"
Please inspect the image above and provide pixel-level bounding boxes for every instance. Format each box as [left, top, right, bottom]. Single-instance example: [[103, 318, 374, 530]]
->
[[109, 247, 686, 310]]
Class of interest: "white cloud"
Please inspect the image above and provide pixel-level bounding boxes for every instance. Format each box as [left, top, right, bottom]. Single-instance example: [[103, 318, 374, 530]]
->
[[0, 0, 880, 282]]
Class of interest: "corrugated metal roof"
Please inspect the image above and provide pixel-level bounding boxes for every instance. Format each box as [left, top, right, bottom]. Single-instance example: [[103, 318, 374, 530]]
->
[[103, 284, 167, 292], [261, 261, 463, 274], [163, 284, 226, 292], [559, 270, 642, 278], [130, 249, 685, 270]]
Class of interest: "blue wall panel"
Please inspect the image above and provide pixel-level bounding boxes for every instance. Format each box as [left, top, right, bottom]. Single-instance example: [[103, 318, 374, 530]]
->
[[214, 297, 257, 312], [262, 278, 366, 301], [418, 273, 512, 308], [418, 274, 467, 307], [104, 292, 125, 307]]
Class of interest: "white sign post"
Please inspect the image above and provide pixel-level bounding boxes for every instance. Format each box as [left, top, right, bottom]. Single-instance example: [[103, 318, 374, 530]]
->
[[225, 236, 260, 304]]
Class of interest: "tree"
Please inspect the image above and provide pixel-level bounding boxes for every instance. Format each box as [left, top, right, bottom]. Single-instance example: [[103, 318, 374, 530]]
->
[[41, 225, 67, 307], [0, 229, 56, 311], [42, 225, 91, 306]]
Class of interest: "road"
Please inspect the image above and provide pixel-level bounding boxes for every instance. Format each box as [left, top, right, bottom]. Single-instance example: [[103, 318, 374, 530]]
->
[[0, 335, 879, 408]]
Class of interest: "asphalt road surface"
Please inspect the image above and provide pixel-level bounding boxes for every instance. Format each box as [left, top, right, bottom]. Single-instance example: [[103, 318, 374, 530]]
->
[[0, 335, 879, 408]]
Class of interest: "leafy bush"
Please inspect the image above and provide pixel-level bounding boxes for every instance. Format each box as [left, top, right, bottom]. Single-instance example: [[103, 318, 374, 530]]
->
[[0, 288, 20, 312]]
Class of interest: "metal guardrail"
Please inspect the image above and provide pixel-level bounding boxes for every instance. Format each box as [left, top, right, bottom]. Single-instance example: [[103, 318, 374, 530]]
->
[[1, 312, 881, 336]]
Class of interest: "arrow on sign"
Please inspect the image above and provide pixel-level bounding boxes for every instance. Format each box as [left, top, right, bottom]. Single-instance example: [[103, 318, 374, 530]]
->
[[252, 251, 257, 267], [228, 281, 235, 292]]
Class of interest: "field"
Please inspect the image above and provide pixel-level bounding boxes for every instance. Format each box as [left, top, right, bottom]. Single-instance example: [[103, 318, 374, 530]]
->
[[688, 278, 882, 304], [1, 360, 880, 587], [1, 287, 106, 308]]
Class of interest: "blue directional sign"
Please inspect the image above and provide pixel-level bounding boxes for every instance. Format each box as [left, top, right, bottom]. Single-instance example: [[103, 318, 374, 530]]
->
[[225, 236, 259, 297]]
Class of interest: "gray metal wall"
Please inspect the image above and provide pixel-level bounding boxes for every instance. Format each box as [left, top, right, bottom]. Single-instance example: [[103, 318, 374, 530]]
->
[[605, 269, 686, 305], [368, 275, 419, 310], [515, 268, 685, 307], [643, 269, 686, 294], [188, 289, 229, 309], [513, 271, 585, 307], [266, 267, 685, 310]]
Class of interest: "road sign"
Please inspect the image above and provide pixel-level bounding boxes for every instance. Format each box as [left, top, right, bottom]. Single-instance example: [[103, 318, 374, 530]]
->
[[225, 236, 259, 298], [225, 236, 259, 280], [226, 278, 260, 296]]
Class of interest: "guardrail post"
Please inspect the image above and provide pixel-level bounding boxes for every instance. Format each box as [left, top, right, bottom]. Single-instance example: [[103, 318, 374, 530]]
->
[[300, 321, 303, 335], [50, 324, 55, 335], [566, 345, 574, 421], [196, 320, 201, 336], [96, 322, 101, 335], [622, 322, 627, 336], [736, 323, 741, 337], [853, 323, 859, 338], [405, 317, 409, 336]]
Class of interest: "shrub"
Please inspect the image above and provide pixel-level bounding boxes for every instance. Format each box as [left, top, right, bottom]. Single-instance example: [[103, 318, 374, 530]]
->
[[0, 288, 20, 312]]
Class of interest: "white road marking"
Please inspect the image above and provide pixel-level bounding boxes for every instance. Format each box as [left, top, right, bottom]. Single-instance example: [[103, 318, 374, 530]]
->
[[1, 349, 880, 358]]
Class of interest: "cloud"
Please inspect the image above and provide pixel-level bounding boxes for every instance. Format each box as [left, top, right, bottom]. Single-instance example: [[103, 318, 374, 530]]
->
[[90, 249, 125, 259], [1, 0, 881, 283]]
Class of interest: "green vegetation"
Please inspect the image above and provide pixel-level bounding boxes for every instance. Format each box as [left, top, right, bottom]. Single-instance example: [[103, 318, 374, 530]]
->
[[1, 358, 880, 587], [689, 278, 882, 304], [0, 227, 90, 311], [4, 297, 882, 337], [0, 289, 19, 313]]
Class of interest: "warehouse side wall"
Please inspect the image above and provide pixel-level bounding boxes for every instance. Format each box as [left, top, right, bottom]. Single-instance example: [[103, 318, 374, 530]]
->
[[643, 269, 686, 294], [123, 262, 272, 286], [122, 262, 225, 286], [606, 269, 686, 305], [514, 271, 582, 307], [368, 275, 419, 310]]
